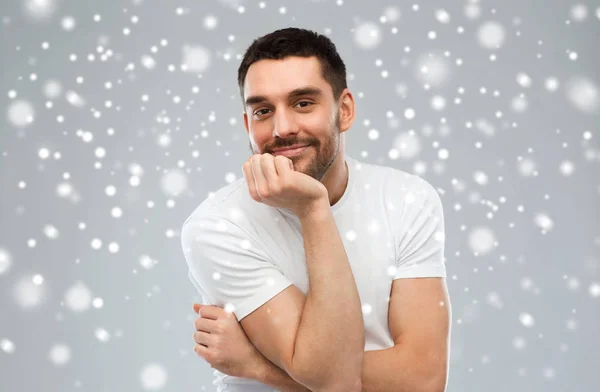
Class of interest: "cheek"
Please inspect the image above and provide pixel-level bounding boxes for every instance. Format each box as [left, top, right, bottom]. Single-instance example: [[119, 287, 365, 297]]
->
[[251, 131, 268, 145], [300, 116, 332, 137], [247, 126, 261, 140], [247, 128, 269, 152]]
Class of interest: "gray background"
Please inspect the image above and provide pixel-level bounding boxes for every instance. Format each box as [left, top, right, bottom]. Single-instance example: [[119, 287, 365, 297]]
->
[[1, 0, 600, 391]]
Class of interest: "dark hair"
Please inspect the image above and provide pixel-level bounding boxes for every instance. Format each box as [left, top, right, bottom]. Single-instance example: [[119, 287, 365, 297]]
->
[[237, 27, 347, 108]]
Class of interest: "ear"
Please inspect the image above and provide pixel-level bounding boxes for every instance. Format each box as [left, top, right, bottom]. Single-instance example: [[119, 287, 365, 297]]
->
[[243, 111, 250, 135], [338, 88, 355, 133]]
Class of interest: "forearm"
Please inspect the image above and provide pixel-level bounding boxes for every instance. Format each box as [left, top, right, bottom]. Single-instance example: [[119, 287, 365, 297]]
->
[[252, 355, 312, 392], [254, 344, 443, 392], [293, 202, 364, 390], [362, 345, 445, 392]]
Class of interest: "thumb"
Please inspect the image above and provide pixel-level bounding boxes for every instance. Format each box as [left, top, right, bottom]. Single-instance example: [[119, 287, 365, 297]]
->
[[288, 159, 294, 171], [192, 303, 202, 314]]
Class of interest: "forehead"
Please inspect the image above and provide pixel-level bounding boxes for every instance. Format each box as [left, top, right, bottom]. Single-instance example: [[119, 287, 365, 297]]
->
[[243, 56, 331, 101]]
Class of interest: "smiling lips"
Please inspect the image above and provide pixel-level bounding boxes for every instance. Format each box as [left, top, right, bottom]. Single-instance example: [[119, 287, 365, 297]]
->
[[272, 145, 310, 157]]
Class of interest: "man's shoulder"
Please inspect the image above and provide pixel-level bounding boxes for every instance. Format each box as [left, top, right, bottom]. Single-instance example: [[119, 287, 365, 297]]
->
[[182, 178, 247, 226], [348, 157, 439, 204], [351, 157, 419, 188], [384, 165, 438, 196], [181, 177, 278, 230], [374, 164, 442, 217]]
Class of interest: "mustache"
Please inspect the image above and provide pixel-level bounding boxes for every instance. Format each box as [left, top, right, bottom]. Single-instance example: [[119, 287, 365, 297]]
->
[[271, 142, 312, 150]]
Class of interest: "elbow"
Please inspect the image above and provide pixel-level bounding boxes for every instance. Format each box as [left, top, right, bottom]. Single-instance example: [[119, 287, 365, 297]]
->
[[427, 380, 447, 392], [423, 369, 448, 392], [431, 381, 448, 392], [420, 348, 448, 392]]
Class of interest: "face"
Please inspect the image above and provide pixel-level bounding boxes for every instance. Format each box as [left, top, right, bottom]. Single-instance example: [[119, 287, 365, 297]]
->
[[242, 56, 353, 182]]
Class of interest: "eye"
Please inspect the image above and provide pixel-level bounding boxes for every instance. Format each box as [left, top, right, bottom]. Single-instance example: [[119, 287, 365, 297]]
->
[[253, 108, 270, 117], [296, 101, 313, 108], [253, 102, 313, 119]]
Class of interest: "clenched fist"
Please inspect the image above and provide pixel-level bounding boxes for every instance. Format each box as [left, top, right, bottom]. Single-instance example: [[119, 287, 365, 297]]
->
[[242, 153, 329, 218], [192, 303, 264, 380]]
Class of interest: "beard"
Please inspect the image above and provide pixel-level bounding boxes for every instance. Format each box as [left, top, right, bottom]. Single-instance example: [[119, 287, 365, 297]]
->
[[248, 109, 341, 182]]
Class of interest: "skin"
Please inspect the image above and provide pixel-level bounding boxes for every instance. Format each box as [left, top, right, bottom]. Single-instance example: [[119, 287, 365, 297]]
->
[[242, 55, 356, 207], [193, 303, 266, 379]]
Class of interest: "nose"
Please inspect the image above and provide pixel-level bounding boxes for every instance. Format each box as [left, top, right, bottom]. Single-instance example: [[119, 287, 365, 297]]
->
[[272, 108, 299, 139]]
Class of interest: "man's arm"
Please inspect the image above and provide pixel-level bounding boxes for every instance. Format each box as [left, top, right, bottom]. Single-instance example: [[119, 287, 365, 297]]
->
[[249, 353, 312, 392], [182, 203, 364, 391], [248, 277, 451, 392], [246, 173, 450, 391], [362, 277, 451, 391], [239, 202, 365, 391]]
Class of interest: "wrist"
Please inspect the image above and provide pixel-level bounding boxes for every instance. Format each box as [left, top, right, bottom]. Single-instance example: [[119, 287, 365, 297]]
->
[[297, 197, 331, 222], [246, 355, 268, 382]]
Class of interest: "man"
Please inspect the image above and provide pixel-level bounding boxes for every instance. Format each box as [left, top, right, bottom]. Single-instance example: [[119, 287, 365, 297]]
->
[[181, 27, 451, 392]]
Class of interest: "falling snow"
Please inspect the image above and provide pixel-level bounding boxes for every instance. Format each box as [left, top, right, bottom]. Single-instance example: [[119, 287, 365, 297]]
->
[[140, 363, 168, 390], [64, 281, 93, 312], [1, 1, 599, 391]]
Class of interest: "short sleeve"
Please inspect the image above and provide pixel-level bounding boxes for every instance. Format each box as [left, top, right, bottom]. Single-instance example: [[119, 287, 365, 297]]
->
[[394, 178, 447, 280], [180, 213, 294, 321]]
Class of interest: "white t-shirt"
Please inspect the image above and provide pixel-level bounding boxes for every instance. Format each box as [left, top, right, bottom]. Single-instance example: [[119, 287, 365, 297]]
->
[[181, 154, 447, 391]]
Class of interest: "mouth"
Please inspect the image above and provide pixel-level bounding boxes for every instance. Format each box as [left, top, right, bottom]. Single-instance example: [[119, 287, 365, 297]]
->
[[271, 145, 310, 157]]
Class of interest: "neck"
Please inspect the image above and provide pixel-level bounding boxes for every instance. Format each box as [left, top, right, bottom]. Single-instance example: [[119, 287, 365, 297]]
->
[[321, 152, 348, 207]]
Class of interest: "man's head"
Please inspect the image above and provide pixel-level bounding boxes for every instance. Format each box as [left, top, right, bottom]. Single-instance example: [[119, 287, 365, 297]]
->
[[238, 27, 355, 181]]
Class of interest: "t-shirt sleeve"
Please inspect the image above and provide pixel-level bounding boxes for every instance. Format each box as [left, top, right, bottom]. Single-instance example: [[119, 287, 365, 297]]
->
[[180, 213, 294, 321], [394, 177, 447, 280]]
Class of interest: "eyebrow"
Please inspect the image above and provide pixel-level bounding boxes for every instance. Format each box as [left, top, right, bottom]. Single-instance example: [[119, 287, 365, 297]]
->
[[245, 86, 323, 107]]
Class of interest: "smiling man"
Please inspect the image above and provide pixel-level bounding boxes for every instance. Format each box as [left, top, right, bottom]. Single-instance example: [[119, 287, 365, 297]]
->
[[181, 27, 451, 392]]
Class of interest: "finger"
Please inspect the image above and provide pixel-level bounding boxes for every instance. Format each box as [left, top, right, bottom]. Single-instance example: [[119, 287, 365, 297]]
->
[[193, 303, 201, 314], [194, 330, 213, 346], [242, 161, 259, 201], [260, 154, 281, 192], [250, 154, 268, 199], [195, 305, 222, 320], [274, 155, 294, 178], [194, 316, 219, 332], [194, 343, 210, 358]]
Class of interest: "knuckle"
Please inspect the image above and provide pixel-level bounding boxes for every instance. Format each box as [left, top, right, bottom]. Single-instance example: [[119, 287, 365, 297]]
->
[[224, 310, 236, 319], [257, 187, 269, 198], [275, 156, 290, 166], [269, 183, 281, 194], [280, 176, 292, 189]]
